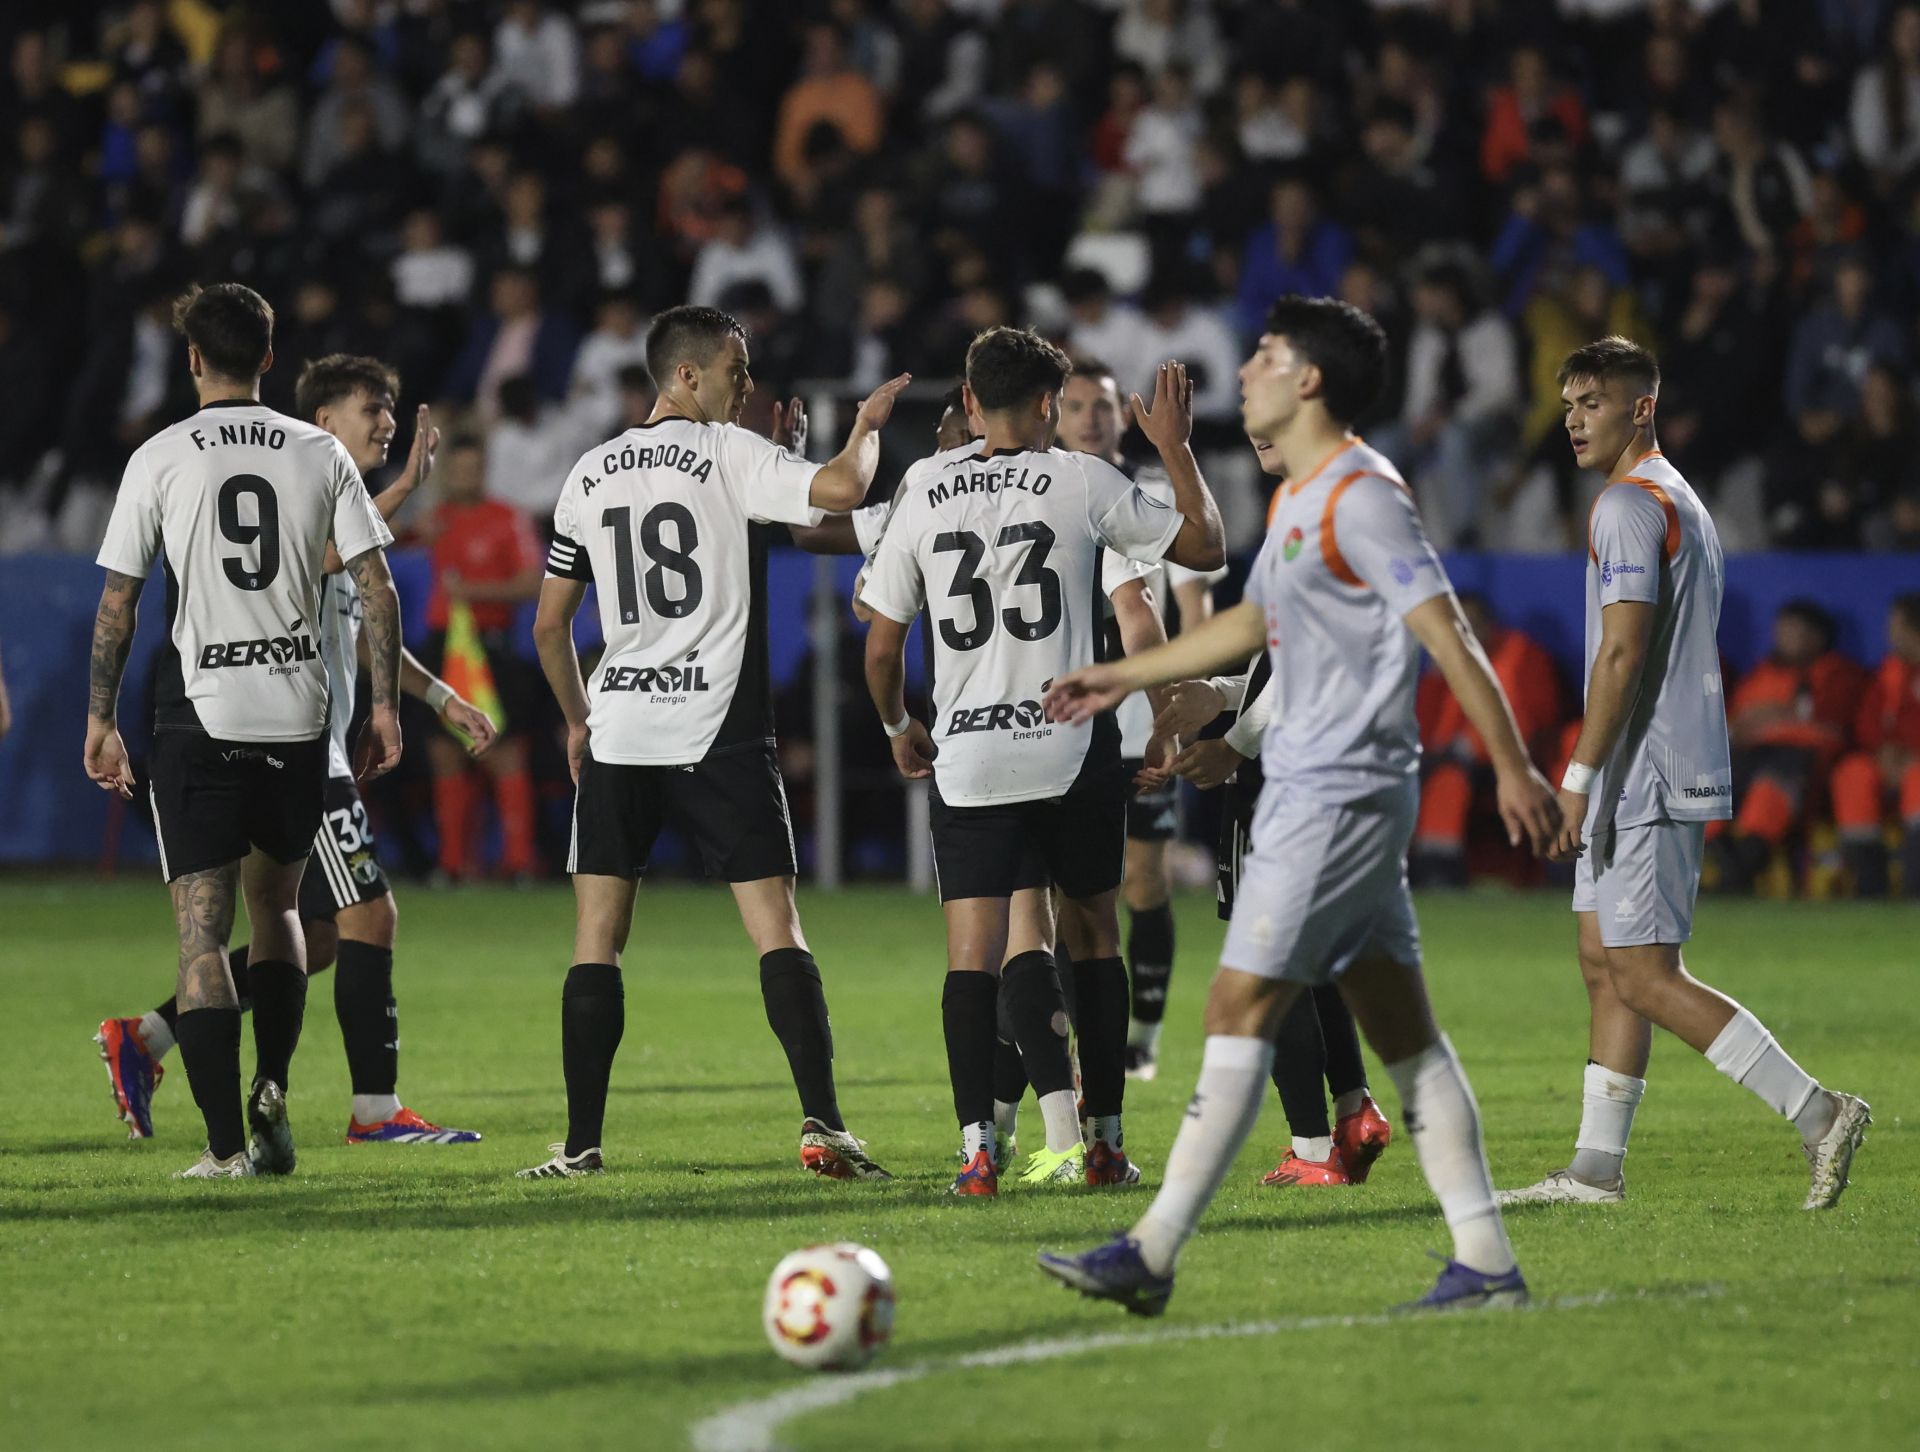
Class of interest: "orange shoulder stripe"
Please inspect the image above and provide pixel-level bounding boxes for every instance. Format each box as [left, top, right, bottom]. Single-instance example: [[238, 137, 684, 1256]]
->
[[1589, 476, 1681, 562], [1318, 470, 1411, 588], [1620, 476, 1682, 559]]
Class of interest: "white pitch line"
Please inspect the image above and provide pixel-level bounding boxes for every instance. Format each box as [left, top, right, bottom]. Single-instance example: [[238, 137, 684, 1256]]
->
[[689, 1284, 1724, 1452]]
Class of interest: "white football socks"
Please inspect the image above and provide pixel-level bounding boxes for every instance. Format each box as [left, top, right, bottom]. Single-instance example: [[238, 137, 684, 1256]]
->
[[1132, 1035, 1273, 1275], [1568, 1061, 1645, 1185], [1332, 1088, 1369, 1121], [1091, 1113, 1124, 1150], [962, 1119, 995, 1160], [1704, 1006, 1833, 1144], [1127, 1019, 1162, 1053], [1037, 1089, 1081, 1154], [1293, 1135, 1334, 1163], [992, 1097, 1019, 1145], [139, 1011, 175, 1060], [352, 1093, 401, 1124], [1384, 1036, 1516, 1276]]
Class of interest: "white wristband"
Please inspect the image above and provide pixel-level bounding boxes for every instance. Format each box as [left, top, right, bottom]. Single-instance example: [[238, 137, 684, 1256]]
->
[[425, 679, 455, 713], [1561, 762, 1597, 794], [883, 715, 912, 738]]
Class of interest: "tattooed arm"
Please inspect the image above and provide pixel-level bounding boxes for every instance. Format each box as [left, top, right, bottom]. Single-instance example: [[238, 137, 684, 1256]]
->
[[83, 570, 144, 798], [344, 546, 404, 779]]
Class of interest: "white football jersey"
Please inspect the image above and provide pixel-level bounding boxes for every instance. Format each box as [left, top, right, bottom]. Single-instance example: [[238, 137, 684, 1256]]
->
[[318, 571, 362, 779], [861, 446, 1184, 806], [95, 400, 392, 743], [546, 417, 825, 764], [1097, 463, 1227, 756]]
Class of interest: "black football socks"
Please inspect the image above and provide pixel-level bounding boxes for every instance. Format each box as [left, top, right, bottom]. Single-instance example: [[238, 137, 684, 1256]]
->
[[562, 963, 624, 1156], [942, 971, 998, 1131], [1315, 984, 1369, 1102], [999, 950, 1074, 1097], [248, 959, 306, 1090], [760, 947, 844, 1131], [1126, 903, 1175, 1027], [334, 940, 398, 1096], [175, 1007, 245, 1159], [1270, 988, 1333, 1139], [1072, 955, 1129, 1120]]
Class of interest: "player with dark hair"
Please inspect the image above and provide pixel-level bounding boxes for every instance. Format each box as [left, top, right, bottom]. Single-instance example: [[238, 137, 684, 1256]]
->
[[96, 355, 496, 1147], [861, 327, 1226, 1194], [976, 356, 1185, 1172], [1153, 431, 1395, 1191], [523, 304, 910, 1180], [1039, 295, 1558, 1314], [1499, 337, 1869, 1209], [1058, 357, 1221, 1088], [86, 286, 404, 1178]]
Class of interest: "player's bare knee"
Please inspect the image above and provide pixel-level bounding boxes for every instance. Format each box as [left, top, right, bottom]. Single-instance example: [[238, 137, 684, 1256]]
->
[[304, 920, 340, 975], [1122, 843, 1168, 912], [1202, 967, 1288, 1038], [1057, 891, 1120, 960], [336, 892, 397, 952]]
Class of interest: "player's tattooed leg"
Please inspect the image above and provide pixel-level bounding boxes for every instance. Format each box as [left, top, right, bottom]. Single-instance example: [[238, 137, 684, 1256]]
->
[[172, 865, 241, 1011]]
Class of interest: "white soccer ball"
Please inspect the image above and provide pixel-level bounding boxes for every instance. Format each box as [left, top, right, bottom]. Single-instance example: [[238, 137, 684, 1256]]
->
[[762, 1242, 896, 1372]]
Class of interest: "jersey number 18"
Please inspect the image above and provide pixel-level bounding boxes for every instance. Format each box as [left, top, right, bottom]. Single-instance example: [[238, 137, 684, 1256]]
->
[[602, 503, 703, 624]]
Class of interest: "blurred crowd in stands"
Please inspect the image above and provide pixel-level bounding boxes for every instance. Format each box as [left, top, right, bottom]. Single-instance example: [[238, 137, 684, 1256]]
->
[[4, 0, 1920, 554], [3, 0, 1920, 889]]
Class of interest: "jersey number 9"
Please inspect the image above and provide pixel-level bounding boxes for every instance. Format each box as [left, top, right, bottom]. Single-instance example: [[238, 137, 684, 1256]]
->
[[218, 474, 281, 591]]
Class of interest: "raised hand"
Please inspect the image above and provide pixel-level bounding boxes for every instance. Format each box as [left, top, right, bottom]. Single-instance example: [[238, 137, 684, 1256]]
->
[[396, 404, 440, 493], [771, 396, 809, 454], [856, 373, 913, 433], [1129, 361, 1194, 453]]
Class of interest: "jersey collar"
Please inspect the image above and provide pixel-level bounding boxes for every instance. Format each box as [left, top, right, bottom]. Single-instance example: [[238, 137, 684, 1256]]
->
[[1282, 435, 1362, 497], [200, 398, 262, 409]]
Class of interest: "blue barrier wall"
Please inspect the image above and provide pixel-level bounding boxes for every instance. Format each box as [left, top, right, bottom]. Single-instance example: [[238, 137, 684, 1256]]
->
[[3, 548, 1914, 863]]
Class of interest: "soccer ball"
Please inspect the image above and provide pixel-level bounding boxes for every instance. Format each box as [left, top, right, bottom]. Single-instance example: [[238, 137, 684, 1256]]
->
[[761, 1243, 896, 1371]]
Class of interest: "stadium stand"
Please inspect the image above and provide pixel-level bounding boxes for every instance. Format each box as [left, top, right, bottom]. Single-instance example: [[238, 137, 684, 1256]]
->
[[1, 0, 1917, 895]]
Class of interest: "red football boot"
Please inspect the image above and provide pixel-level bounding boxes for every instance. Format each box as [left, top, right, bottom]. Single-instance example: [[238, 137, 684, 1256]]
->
[[950, 1149, 999, 1196], [1260, 1147, 1353, 1187], [1333, 1096, 1393, 1183]]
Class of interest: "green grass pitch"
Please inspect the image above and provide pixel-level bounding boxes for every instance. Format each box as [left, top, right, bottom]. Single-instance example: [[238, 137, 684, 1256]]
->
[[4, 878, 1916, 1451]]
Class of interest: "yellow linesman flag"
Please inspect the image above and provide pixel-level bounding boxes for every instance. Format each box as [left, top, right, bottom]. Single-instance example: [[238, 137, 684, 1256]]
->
[[440, 599, 504, 743]]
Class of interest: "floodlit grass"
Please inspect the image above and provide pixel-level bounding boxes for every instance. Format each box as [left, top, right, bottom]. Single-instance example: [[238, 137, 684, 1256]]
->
[[3, 879, 1915, 1451]]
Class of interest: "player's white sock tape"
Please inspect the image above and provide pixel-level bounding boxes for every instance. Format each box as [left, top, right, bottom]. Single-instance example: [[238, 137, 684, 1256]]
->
[[1704, 1006, 1823, 1136], [1385, 1035, 1516, 1276], [139, 1011, 176, 1060], [1036, 1090, 1081, 1154], [1132, 1034, 1273, 1276], [1570, 1062, 1645, 1182]]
